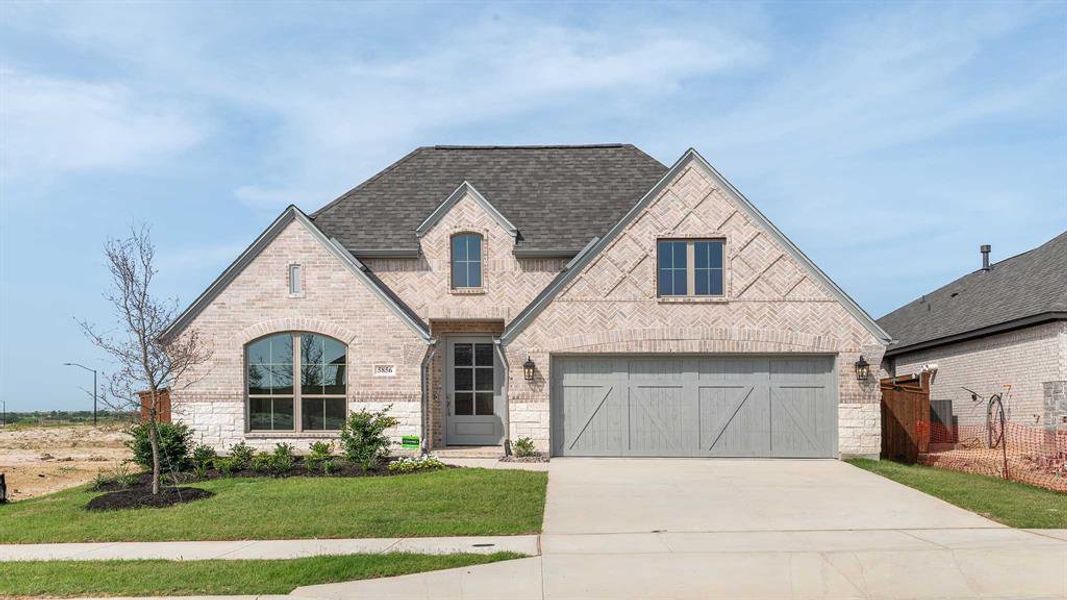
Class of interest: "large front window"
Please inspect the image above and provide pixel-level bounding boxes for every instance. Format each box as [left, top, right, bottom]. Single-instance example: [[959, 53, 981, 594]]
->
[[451, 233, 483, 289], [246, 332, 346, 432]]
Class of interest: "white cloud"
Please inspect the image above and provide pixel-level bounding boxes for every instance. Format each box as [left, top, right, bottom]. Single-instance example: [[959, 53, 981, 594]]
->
[[0, 68, 206, 180]]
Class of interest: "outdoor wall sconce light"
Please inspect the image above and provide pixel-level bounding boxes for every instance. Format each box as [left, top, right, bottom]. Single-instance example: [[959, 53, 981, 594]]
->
[[523, 356, 536, 382], [854, 356, 870, 382]]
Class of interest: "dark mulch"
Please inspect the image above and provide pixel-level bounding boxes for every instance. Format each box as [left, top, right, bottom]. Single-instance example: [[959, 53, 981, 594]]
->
[[86, 487, 214, 511]]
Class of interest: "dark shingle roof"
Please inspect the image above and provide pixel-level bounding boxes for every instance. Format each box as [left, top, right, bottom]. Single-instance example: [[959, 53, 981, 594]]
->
[[311, 145, 668, 254], [878, 231, 1067, 355]]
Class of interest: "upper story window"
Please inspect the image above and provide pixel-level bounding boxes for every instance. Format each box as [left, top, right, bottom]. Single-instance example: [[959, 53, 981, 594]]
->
[[246, 332, 346, 432], [657, 239, 725, 297], [451, 233, 483, 289], [288, 264, 302, 295]]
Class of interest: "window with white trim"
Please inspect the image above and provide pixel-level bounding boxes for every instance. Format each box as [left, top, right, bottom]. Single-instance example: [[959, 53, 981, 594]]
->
[[246, 332, 346, 432], [288, 264, 302, 295], [657, 239, 724, 297]]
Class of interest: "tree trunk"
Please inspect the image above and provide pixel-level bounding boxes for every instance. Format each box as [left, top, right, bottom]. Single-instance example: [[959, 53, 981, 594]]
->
[[148, 395, 161, 495]]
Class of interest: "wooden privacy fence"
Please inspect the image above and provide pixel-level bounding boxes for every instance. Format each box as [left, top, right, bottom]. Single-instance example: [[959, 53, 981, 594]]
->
[[880, 373, 931, 463], [137, 389, 171, 423]]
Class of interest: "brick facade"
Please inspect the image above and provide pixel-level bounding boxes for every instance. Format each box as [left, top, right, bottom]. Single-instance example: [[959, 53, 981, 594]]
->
[[171, 218, 428, 451], [889, 321, 1067, 428], [172, 151, 887, 457]]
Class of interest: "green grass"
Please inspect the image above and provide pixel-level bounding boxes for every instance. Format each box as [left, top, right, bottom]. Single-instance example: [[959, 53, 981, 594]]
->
[[848, 458, 1067, 528], [0, 552, 524, 597], [0, 469, 547, 543]]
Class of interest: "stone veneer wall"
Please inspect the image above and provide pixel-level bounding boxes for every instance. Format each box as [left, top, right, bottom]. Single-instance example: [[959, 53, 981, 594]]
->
[[171, 219, 429, 451], [503, 159, 886, 456], [890, 321, 1067, 428]]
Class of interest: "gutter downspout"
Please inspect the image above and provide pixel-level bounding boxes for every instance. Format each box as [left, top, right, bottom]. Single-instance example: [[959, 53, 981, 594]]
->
[[419, 339, 438, 456], [493, 338, 512, 457]]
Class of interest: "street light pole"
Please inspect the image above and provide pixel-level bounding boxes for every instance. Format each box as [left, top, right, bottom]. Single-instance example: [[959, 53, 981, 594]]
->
[[63, 362, 98, 427]]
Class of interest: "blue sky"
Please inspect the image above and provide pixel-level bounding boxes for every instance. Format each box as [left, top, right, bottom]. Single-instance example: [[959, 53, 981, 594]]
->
[[1, 2, 1065, 411]]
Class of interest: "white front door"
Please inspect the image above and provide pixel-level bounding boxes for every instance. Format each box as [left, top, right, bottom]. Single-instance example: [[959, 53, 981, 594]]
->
[[446, 337, 503, 446]]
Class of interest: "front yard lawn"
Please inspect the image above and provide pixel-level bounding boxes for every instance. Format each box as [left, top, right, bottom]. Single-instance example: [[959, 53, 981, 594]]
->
[[0, 552, 523, 597], [0, 468, 547, 543], [848, 458, 1067, 528]]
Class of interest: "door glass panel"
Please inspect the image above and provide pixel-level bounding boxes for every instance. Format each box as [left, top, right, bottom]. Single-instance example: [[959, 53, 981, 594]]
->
[[454, 344, 473, 366], [454, 392, 473, 415], [454, 368, 473, 391], [474, 343, 493, 366], [475, 393, 494, 416], [475, 368, 494, 391]]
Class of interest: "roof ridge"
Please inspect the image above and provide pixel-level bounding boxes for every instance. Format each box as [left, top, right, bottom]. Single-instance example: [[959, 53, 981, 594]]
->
[[432, 144, 627, 150]]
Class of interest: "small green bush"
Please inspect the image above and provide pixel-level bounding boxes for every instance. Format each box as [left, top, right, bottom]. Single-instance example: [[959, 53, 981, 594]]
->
[[191, 444, 217, 478], [512, 437, 538, 458], [339, 406, 398, 471], [125, 422, 194, 472], [215, 457, 236, 477], [306, 441, 337, 474], [388, 456, 446, 474], [251, 451, 273, 474], [228, 442, 254, 470], [269, 443, 296, 475]]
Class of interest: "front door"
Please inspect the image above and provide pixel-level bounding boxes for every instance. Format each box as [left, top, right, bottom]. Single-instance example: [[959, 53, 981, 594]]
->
[[445, 337, 504, 445]]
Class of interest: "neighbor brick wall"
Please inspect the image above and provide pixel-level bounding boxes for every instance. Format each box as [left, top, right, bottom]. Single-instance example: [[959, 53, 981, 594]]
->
[[891, 321, 1067, 428], [503, 158, 887, 455], [171, 218, 429, 451]]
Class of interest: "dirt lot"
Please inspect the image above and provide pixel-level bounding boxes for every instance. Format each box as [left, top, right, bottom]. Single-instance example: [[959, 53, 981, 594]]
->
[[0, 424, 131, 501]]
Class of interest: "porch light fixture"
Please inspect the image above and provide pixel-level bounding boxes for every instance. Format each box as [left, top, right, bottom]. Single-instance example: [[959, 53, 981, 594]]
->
[[523, 356, 536, 382], [854, 356, 870, 382]]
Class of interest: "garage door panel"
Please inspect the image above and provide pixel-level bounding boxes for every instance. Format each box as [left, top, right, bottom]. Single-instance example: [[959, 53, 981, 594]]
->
[[770, 386, 832, 457], [560, 384, 625, 455], [629, 385, 689, 454], [699, 385, 771, 457], [554, 355, 835, 458]]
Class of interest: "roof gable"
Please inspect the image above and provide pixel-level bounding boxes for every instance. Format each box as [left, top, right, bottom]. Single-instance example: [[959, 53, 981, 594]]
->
[[162, 206, 430, 342], [879, 230, 1067, 354], [416, 181, 517, 238], [503, 148, 891, 344]]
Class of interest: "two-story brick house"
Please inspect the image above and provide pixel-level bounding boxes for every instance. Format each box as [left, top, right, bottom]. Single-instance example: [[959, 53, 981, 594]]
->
[[164, 144, 891, 458]]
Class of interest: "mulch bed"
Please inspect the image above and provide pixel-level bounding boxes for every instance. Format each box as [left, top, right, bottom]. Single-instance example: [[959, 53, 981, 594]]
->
[[86, 486, 214, 511], [499, 455, 550, 463]]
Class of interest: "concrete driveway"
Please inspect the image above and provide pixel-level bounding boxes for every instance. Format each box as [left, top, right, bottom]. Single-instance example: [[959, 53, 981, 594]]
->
[[295, 459, 1067, 599]]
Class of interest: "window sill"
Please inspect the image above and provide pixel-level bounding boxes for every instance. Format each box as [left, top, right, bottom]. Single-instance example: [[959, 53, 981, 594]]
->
[[450, 287, 486, 295], [288, 293, 306, 299], [657, 296, 729, 304], [246, 431, 340, 438]]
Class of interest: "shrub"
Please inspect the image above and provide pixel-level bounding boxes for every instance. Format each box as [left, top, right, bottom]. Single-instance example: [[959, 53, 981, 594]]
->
[[339, 406, 398, 471], [269, 443, 296, 475], [215, 457, 237, 477], [512, 437, 538, 458], [191, 444, 217, 478], [388, 456, 446, 474], [125, 422, 194, 472], [306, 441, 337, 474], [251, 451, 273, 474], [228, 442, 255, 471]]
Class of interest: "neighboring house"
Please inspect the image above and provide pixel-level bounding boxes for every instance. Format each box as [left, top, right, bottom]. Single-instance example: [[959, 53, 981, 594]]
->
[[878, 232, 1067, 433], [164, 144, 891, 459]]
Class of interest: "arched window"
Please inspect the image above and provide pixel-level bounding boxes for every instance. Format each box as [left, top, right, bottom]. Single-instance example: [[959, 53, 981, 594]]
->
[[451, 233, 483, 289], [246, 332, 346, 432]]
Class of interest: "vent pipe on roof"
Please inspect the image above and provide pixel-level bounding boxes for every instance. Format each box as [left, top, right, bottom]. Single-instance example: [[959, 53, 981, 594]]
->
[[980, 244, 992, 271]]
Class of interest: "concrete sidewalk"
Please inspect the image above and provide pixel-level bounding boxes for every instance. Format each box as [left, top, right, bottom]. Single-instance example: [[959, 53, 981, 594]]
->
[[0, 535, 539, 561]]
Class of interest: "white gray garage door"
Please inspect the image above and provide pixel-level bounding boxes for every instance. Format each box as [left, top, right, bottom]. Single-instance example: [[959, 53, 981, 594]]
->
[[551, 355, 836, 458]]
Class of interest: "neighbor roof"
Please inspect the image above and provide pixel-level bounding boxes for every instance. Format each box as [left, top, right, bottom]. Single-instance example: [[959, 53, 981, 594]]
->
[[311, 144, 668, 256], [878, 230, 1067, 356]]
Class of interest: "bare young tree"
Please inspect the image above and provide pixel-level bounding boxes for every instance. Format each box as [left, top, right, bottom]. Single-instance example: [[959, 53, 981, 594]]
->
[[80, 225, 211, 494]]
